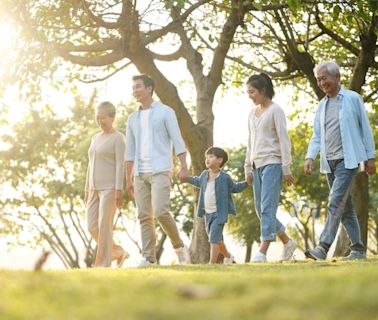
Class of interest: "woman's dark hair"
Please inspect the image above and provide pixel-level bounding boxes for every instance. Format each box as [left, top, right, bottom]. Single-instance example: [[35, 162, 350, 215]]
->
[[246, 73, 275, 99]]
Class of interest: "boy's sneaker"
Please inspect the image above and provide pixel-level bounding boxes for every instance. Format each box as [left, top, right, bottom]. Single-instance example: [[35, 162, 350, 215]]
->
[[116, 249, 130, 268], [136, 257, 156, 268], [175, 245, 191, 265], [251, 251, 267, 263], [280, 239, 297, 261], [341, 250, 366, 260], [224, 254, 235, 265], [305, 246, 327, 260]]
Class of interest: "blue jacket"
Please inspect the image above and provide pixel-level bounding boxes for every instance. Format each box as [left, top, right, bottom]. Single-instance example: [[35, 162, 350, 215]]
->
[[126, 101, 186, 176], [306, 87, 376, 173], [188, 170, 248, 224]]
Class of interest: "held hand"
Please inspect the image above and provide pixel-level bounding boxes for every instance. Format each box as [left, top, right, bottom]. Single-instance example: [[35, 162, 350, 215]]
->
[[304, 158, 313, 176], [246, 173, 253, 185], [115, 190, 124, 208], [283, 174, 294, 186], [178, 166, 189, 183], [127, 181, 135, 199], [365, 159, 376, 175]]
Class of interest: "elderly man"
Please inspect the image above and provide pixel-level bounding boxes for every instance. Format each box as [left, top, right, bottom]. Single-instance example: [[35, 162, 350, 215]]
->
[[304, 61, 376, 260]]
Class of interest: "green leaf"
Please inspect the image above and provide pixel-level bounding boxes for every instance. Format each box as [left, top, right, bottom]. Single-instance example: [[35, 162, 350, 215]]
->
[[287, 0, 301, 12], [332, 5, 341, 21]]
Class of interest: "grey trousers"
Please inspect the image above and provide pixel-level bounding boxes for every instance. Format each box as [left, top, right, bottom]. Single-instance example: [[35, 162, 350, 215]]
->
[[134, 172, 183, 262]]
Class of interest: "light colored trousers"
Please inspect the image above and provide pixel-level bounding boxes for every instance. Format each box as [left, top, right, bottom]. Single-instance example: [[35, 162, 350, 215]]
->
[[86, 189, 123, 267], [135, 172, 183, 262]]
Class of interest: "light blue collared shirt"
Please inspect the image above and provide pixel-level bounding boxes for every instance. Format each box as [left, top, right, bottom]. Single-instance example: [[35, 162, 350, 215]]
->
[[306, 86, 376, 173], [126, 101, 186, 176]]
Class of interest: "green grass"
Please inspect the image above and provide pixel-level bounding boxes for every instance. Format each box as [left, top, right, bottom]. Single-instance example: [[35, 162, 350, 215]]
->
[[1, 258, 378, 320]]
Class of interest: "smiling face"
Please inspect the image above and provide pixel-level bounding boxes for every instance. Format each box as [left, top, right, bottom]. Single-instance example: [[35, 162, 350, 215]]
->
[[132, 79, 153, 105], [96, 109, 114, 132], [246, 83, 266, 106], [315, 67, 340, 97]]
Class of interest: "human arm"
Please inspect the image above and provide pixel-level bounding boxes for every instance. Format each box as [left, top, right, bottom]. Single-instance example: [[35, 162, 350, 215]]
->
[[126, 161, 135, 199], [227, 174, 249, 193], [273, 106, 292, 176], [115, 134, 126, 207], [356, 95, 376, 175], [244, 112, 253, 184], [177, 152, 189, 182], [305, 106, 321, 162]]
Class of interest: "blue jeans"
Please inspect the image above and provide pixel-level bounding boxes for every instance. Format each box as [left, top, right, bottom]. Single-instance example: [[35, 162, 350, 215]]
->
[[205, 213, 224, 244], [253, 164, 285, 241], [319, 159, 365, 252]]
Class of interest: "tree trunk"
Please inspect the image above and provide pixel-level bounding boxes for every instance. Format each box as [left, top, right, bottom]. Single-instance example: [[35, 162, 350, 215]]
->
[[352, 172, 369, 248], [189, 200, 210, 264], [245, 241, 252, 262], [334, 172, 369, 256], [156, 232, 167, 263], [333, 226, 350, 257]]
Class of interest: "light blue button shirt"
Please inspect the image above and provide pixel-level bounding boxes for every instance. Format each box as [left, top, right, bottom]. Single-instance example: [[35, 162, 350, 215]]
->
[[306, 86, 376, 173], [126, 101, 186, 176]]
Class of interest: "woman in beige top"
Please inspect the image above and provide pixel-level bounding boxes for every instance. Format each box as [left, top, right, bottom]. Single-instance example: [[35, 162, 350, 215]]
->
[[244, 73, 296, 263], [84, 101, 128, 268]]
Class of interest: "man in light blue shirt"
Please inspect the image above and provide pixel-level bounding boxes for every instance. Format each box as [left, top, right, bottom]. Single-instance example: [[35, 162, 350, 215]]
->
[[304, 61, 376, 260], [126, 74, 190, 267]]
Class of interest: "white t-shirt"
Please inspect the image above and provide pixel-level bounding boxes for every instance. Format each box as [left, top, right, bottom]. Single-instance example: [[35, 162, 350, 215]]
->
[[204, 180, 217, 214], [138, 109, 152, 173], [325, 97, 343, 160]]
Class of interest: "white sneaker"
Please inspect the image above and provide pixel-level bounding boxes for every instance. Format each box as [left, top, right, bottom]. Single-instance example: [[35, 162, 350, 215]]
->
[[223, 254, 235, 265], [251, 251, 267, 263], [116, 249, 130, 268], [175, 245, 191, 265], [281, 239, 297, 261], [136, 257, 156, 268]]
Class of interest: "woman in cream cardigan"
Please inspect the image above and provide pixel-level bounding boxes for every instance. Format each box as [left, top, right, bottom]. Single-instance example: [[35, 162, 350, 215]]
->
[[84, 101, 128, 268], [244, 73, 297, 263]]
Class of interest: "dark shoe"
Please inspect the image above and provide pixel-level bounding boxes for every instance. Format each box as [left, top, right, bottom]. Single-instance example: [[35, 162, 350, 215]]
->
[[305, 246, 327, 260], [341, 250, 366, 260]]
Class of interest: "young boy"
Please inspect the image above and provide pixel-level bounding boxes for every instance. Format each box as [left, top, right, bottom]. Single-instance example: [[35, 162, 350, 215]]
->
[[182, 147, 250, 264]]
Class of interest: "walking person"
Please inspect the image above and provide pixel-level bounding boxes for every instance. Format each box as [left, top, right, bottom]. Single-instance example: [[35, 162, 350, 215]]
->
[[84, 102, 129, 268], [304, 61, 376, 260], [244, 73, 297, 262], [126, 74, 191, 267], [182, 147, 249, 264]]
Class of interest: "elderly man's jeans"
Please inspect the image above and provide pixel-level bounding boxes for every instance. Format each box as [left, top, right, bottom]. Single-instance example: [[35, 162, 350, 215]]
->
[[319, 159, 365, 252]]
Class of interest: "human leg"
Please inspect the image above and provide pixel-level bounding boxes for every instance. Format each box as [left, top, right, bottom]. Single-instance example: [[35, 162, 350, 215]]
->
[[134, 174, 156, 263]]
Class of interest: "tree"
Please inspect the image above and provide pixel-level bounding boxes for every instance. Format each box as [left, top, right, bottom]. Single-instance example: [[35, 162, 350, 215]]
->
[[0, 94, 98, 268], [0, 0, 263, 263], [226, 1, 377, 255], [1, 1, 376, 262]]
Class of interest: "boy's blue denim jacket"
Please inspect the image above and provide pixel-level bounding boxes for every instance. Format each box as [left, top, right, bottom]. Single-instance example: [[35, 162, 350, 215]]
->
[[188, 170, 248, 224]]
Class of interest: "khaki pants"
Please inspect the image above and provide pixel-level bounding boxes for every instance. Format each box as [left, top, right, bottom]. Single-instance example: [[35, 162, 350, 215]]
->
[[86, 189, 123, 267], [134, 172, 183, 262]]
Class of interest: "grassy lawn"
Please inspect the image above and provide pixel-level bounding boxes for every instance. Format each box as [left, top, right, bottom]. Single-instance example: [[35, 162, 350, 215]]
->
[[1, 258, 378, 320]]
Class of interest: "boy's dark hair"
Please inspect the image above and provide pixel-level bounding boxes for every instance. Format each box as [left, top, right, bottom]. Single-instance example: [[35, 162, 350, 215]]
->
[[132, 74, 155, 95], [246, 73, 275, 99], [206, 147, 228, 167]]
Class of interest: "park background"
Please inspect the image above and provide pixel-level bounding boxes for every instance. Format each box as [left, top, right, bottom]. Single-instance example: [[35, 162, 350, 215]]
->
[[0, 0, 377, 270]]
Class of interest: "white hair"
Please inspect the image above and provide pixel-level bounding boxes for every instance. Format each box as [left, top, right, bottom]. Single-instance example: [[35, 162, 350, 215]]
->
[[314, 61, 340, 76]]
